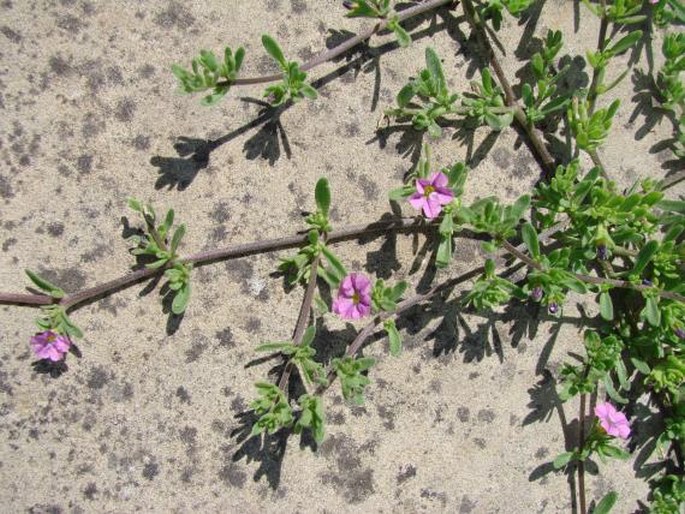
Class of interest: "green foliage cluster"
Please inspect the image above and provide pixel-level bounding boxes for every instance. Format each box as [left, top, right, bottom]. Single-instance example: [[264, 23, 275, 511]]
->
[[172, 47, 245, 106], [262, 35, 318, 106], [25, 271, 83, 339], [385, 48, 514, 135], [127, 198, 192, 314]]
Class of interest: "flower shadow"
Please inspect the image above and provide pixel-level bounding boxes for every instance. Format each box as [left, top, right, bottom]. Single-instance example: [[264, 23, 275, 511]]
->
[[31, 358, 70, 378]]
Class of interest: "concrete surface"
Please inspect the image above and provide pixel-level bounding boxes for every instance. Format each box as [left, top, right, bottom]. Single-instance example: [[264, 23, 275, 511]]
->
[[0, 0, 681, 512]]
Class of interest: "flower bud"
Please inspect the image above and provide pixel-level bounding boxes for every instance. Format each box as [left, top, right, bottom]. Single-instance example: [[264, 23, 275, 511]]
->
[[596, 244, 608, 260], [530, 286, 543, 302], [642, 279, 653, 286], [342, 1, 355, 10], [675, 327, 685, 339], [548, 302, 559, 315]]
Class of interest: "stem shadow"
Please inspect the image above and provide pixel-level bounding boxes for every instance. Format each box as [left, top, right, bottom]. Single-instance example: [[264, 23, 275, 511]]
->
[[149, 8, 460, 191]]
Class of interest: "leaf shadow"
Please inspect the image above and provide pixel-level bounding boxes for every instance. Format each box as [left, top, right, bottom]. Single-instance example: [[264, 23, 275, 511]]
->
[[514, 0, 548, 61], [149, 5, 461, 191], [230, 410, 290, 489]]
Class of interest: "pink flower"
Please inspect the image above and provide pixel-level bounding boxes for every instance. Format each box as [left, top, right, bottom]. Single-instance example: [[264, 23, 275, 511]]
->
[[30, 330, 71, 362], [649, 0, 658, 4], [408, 172, 454, 219], [332, 273, 372, 320], [594, 402, 630, 439]]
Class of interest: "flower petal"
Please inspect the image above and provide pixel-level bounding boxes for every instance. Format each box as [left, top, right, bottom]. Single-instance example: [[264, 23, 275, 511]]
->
[[617, 423, 631, 439], [415, 179, 430, 195], [408, 194, 426, 212], [333, 297, 354, 316], [356, 302, 371, 317], [430, 172, 448, 188], [350, 273, 371, 295], [434, 186, 454, 203], [422, 197, 442, 219], [594, 402, 610, 420]]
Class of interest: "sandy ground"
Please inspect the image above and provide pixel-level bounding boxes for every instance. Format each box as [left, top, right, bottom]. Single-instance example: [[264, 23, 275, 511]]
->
[[0, 1, 681, 512]]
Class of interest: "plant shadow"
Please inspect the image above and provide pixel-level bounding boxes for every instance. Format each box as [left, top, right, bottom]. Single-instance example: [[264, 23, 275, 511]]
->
[[149, 5, 461, 192]]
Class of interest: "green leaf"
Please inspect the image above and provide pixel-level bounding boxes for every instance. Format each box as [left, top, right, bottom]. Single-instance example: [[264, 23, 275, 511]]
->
[[426, 48, 446, 94], [599, 292, 614, 321], [25, 270, 65, 298], [521, 223, 540, 260], [61, 314, 83, 339], [601, 444, 629, 460], [540, 96, 569, 115], [484, 257, 495, 276], [436, 234, 453, 268], [172, 283, 191, 314], [509, 195, 531, 222], [234, 47, 246, 72], [171, 64, 189, 82], [481, 241, 498, 253], [657, 199, 685, 213], [300, 83, 318, 100], [127, 197, 143, 213], [200, 87, 229, 106], [315, 178, 331, 216], [427, 121, 442, 138], [163, 208, 175, 232], [170, 224, 186, 254], [262, 34, 287, 68], [553, 452, 574, 469], [384, 319, 402, 357], [630, 357, 650, 374], [397, 83, 415, 108], [390, 281, 408, 301], [561, 273, 588, 294], [606, 30, 642, 56], [200, 50, 219, 72], [632, 240, 659, 275], [592, 491, 617, 514], [603, 375, 627, 404], [146, 258, 169, 270], [317, 266, 341, 289], [321, 246, 347, 284], [255, 341, 296, 353], [300, 325, 316, 347], [392, 22, 411, 48], [389, 185, 413, 201], [643, 296, 661, 327]]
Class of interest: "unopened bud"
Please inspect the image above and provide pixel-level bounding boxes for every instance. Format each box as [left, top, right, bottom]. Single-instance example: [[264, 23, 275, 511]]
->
[[530, 286, 543, 302], [597, 245, 608, 260]]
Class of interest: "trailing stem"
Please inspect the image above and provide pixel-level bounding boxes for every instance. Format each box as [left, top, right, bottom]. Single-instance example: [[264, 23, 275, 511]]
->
[[218, 0, 455, 88], [459, 0, 557, 175]]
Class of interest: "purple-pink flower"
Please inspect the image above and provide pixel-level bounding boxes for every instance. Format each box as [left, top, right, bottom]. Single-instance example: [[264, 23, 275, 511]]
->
[[408, 172, 454, 219], [332, 273, 372, 320], [595, 402, 630, 439], [30, 330, 71, 362]]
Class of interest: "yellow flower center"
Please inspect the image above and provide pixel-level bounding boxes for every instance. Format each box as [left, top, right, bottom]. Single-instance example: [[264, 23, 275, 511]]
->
[[47, 334, 56, 343], [352, 292, 360, 304], [423, 185, 435, 196]]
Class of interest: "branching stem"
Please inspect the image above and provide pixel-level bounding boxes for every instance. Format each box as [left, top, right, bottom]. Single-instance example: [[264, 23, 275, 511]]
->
[[500, 239, 685, 303], [217, 0, 455, 88], [459, 0, 556, 175]]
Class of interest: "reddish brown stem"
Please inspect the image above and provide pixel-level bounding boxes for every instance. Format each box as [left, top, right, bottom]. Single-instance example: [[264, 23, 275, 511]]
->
[[217, 0, 454, 88]]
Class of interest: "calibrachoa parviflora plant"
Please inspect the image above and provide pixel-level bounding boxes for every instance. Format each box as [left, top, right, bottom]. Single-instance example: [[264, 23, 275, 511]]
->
[[1, 0, 684, 512]]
